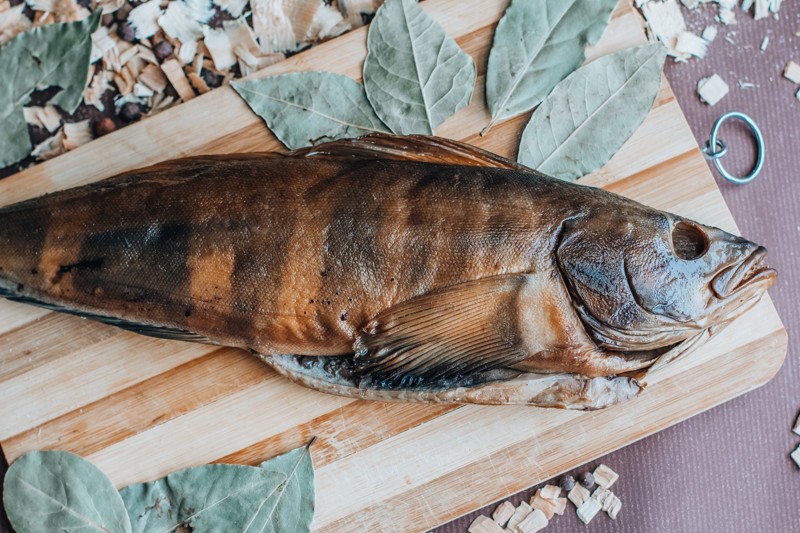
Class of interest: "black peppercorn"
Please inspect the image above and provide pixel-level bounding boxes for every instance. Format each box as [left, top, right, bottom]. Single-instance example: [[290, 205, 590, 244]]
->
[[119, 103, 143, 122], [579, 472, 595, 490], [93, 117, 117, 137], [559, 475, 575, 492], [201, 70, 222, 88], [153, 41, 174, 62], [116, 21, 137, 43]]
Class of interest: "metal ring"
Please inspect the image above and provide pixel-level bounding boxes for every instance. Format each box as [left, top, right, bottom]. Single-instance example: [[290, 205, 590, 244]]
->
[[702, 139, 728, 160], [706, 111, 765, 184]]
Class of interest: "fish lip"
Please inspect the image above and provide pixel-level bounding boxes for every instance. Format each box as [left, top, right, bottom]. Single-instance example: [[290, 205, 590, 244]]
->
[[711, 246, 776, 299]]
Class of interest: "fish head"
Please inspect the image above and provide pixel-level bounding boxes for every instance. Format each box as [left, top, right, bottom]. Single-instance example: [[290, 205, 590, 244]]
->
[[556, 202, 776, 351]]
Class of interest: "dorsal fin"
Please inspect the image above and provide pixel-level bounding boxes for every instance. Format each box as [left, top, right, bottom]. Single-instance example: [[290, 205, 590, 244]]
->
[[289, 134, 530, 171]]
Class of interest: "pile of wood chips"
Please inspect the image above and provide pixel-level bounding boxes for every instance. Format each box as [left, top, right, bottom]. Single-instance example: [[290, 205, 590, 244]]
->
[[0, 0, 383, 164], [636, 0, 784, 108], [468, 465, 621, 532]]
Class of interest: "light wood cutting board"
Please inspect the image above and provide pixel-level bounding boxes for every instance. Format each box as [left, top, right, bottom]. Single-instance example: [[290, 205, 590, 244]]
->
[[0, 1, 787, 531]]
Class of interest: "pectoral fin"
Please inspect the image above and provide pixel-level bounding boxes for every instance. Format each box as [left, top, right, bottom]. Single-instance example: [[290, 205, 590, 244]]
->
[[353, 274, 532, 388]]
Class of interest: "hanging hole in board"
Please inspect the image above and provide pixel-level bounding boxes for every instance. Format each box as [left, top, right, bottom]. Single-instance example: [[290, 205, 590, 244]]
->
[[703, 112, 765, 185]]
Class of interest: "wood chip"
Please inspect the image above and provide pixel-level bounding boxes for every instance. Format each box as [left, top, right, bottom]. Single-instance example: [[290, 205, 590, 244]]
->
[[576, 497, 602, 525], [22, 106, 62, 132], [675, 31, 707, 58], [491, 501, 515, 528], [697, 74, 729, 106], [641, 0, 688, 59], [161, 58, 195, 101], [755, 0, 770, 20], [31, 129, 66, 160], [84, 70, 111, 111], [0, 4, 32, 46], [158, 0, 212, 43], [252, 0, 296, 53], [515, 509, 548, 533], [62, 120, 93, 151], [552, 497, 567, 516], [760, 36, 769, 51], [27, 0, 83, 22], [0, 1, 9, 14], [529, 493, 558, 520], [506, 502, 532, 531], [793, 412, 800, 435], [128, 0, 161, 39], [339, 0, 376, 27], [468, 515, 504, 533], [606, 495, 622, 520], [539, 484, 561, 500], [178, 40, 198, 64], [567, 484, 590, 508], [791, 443, 800, 468], [593, 464, 619, 489], [187, 70, 210, 94], [783, 61, 800, 83], [139, 63, 168, 92], [701, 25, 718, 42]]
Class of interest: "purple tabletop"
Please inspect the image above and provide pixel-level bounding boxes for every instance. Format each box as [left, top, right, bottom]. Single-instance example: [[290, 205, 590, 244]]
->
[[436, 4, 800, 533], [1, 4, 799, 533]]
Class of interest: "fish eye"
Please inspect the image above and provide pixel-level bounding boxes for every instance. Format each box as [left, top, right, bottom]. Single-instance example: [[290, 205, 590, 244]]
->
[[672, 222, 708, 260]]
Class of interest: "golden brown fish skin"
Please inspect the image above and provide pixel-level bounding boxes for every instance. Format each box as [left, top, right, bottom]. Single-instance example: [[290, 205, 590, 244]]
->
[[0, 154, 572, 355]]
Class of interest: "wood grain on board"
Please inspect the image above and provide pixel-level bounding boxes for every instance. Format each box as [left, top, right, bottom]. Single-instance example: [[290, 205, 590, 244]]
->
[[0, 1, 787, 531]]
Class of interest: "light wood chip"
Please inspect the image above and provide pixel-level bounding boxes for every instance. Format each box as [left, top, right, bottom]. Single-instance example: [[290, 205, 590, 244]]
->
[[0, 4, 32, 46], [529, 493, 557, 520], [468, 515, 504, 533], [491, 501, 515, 528], [161, 58, 195, 101], [22, 106, 62, 133], [783, 61, 800, 84], [606, 495, 622, 519], [129, 0, 161, 39], [567, 484, 590, 508], [552, 497, 567, 516], [0, 1, 10, 14], [539, 484, 561, 500], [697, 74, 729, 106], [62, 120, 93, 151], [506, 502, 532, 531], [139, 63, 168, 92], [31, 130, 66, 160], [251, 0, 296, 53], [576, 497, 602, 525], [593, 464, 619, 489], [675, 31, 707, 59], [793, 412, 800, 435], [641, 0, 688, 59], [515, 509, 548, 533], [791, 443, 800, 468], [701, 25, 717, 42], [212, 0, 248, 18]]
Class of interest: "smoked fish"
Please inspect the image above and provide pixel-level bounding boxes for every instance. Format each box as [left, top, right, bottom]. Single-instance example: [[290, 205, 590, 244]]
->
[[0, 135, 776, 409]]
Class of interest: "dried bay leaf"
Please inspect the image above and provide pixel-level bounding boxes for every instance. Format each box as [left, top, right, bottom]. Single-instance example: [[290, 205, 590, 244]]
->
[[362, 0, 475, 135], [483, 0, 618, 134], [120, 442, 315, 533], [3, 450, 132, 533], [0, 11, 101, 166], [518, 44, 667, 182], [233, 72, 390, 150]]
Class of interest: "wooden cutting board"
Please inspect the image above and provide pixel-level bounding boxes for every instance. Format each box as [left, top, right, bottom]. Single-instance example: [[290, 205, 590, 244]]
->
[[0, 1, 787, 531]]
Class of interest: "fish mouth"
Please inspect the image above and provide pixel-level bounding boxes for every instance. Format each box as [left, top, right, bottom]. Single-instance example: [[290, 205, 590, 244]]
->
[[711, 246, 777, 299]]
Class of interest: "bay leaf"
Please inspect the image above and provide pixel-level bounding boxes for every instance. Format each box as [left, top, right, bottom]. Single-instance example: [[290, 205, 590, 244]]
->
[[518, 44, 667, 181], [120, 443, 315, 533], [362, 0, 476, 135], [483, 0, 618, 134], [3, 450, 132, 533], [0, 11, 101, 166], [232, 72, 390, 150]]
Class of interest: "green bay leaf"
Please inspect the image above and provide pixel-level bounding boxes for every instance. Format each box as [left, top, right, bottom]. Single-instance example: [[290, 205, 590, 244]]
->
[[518, 44, 667, 181], [3, 450, 132, 533], [362, 0, 476, 135], [0, 11, 100, 166], [483, 0, 618, 134], [120, 443, 315, 533], [232, 72, 390, 150]]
